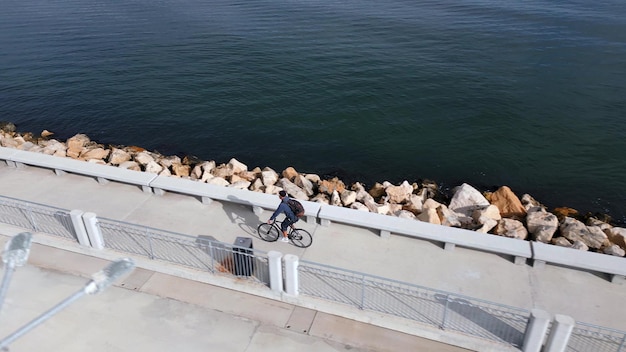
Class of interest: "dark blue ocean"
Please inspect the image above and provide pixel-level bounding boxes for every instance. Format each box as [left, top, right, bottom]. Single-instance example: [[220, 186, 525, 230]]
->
[[1, 0, 625, 222]]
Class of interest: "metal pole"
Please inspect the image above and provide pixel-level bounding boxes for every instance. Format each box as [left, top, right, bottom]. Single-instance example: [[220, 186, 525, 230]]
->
[[0, 232, 33, 313], [0, 289, 86, 349], [0, 258, 134, 350], [0, 263, 16, 313]]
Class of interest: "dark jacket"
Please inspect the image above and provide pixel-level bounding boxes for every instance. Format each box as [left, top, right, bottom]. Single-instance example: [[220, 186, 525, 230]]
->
[[270, 196, 296, 222]]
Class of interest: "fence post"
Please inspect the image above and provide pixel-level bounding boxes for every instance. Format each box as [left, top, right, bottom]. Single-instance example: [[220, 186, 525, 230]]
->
[[267, 251, 283, 293], [544, 315, 575, 352], [82, 212, 103, 250], [69, 210, 90, 247], [284, 254, 299, 296], [522, 309, 551, 352]]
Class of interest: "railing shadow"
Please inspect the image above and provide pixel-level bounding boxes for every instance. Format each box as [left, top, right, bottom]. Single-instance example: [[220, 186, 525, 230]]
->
[[434, 294, 525, 346]]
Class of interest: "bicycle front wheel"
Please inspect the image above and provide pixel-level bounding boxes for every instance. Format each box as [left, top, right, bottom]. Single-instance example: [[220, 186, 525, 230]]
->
[[290, 228, 313, 248], [257, 223, 280, 242]]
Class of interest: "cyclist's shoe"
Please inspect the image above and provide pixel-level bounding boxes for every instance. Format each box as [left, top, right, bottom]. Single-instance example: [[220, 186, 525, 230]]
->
[[280, 236, 289, 243]]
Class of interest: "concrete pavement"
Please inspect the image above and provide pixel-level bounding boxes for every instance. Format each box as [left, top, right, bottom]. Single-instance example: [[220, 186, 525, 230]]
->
[[0, 240, 468, 352], [0, 162, 625, 350]]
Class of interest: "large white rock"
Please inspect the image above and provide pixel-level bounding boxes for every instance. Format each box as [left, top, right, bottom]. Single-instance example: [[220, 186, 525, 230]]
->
[[227, 158, 248, 173], [145, 161, 164, 174], [350, 202, 369, 211], [278, 178, 308, 200], [340, 190, 357, 206], [526, 208, 559, 243], [295, 175, 315, 196], [560, 217, 608, 249], [207, 177, 229, 186], [118, 161, 141, 171], [384, 181, 413, 204], [603, 244, 625, 257], [449, 183, 490, 217], [494, 218, 528, 239], [262, 169, 279, 187], [228, 180, 251, 190], [438, 206, 462, 227], [66, 134, 89, 159], [134, 151, 155, 165], [472, 204, 501, 225], [330, 190, 342, 206]]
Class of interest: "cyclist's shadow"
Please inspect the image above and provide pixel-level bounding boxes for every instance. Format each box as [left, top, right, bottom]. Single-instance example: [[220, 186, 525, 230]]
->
[[224, 195, 275, 240]]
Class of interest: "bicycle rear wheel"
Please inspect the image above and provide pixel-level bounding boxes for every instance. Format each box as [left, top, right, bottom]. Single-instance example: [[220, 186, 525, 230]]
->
[[289, 228, 313, 248], [257, 223, 280, 242]]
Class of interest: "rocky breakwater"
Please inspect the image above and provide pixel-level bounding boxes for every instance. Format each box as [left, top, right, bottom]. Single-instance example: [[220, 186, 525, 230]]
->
[[1, 121, 625, 259]]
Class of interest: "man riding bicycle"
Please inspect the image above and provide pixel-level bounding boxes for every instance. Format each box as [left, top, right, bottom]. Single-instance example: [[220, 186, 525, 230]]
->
[[267, 190, 298, 243]]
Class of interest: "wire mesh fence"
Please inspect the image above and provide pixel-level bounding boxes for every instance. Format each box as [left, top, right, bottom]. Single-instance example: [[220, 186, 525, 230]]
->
[[0, 195, 76, 241], [97, 218, 270, 285], [299, 260, 530, 348], [567, 322, 626, 352]]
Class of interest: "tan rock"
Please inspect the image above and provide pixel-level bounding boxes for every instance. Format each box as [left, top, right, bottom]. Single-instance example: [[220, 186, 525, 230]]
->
[[262, 169, 279, 187], [171, 163, 191, 177], [304, 173, 321, 184], [319, 177, 345, 195], [118, 161, 141, 171], [134, 151, 155, 165], [66, 134, 90, 159], [604, 227, 626, 250], [438, 206, 462, 227], [108, 148, 131, 165], [41, 130, 54, 138], [228, 180, 251, 190], [476, 219, 498, 234], [417, 208, 441, 225], [422, 198, 442, 210], [281, 167, 299, 181], [278, 178, 308, 200], [211, 164, 233, 178], [490, 186, 526, 218], [81, 147, 109, 161], [368, 183, 386, 199]]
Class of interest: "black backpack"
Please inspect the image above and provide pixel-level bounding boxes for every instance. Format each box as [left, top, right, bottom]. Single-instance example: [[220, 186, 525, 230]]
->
[[288, 199, 305, 218]]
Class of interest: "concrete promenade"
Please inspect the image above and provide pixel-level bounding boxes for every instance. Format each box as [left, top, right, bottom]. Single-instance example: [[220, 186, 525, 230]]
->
[[0, 163, 625, 350]]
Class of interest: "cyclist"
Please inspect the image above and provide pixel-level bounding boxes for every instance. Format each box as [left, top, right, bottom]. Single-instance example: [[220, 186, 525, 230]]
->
[[267, 190, 297, 242]]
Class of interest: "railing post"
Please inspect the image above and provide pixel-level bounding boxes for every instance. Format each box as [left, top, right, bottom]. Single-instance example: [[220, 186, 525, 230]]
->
[[522, 309, 551, 352], [544, 315, 575, 352], [69, 210, 90, 247], [359, 274, 366, 309], [283, 254, 299, 296], [26, 206, 38, 232], [267, 251, 283, 293], [146, 228, 155, 259], [441, 295, 450, 329], [82, 212, 104, 250]]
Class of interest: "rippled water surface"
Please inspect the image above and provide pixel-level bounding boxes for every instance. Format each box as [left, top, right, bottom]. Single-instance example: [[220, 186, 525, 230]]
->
[[1, 0, 625, 221]]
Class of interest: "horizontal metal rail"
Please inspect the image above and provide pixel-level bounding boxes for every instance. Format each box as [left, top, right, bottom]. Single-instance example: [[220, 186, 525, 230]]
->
[[0, 195, 76, 241], [97, 218, 270, 285], [299, 260, 529, 347]]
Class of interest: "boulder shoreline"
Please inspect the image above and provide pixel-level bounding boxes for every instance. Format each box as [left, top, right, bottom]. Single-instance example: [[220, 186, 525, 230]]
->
[[1, 121, 624, 258]]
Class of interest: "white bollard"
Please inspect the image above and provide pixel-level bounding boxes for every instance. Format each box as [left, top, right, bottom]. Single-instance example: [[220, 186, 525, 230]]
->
[[69, 210, 90, 247], [267, 251, 283, 293], [283, 254, 299, 296], [82, 212, 104, 250], [544, 314, 575, 352], [522, 309, 551, 352]]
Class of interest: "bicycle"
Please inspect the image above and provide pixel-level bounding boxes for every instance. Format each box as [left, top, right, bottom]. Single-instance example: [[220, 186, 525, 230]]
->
[[257, 219, 313, 248]]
